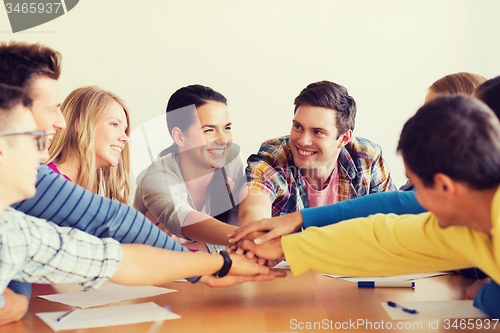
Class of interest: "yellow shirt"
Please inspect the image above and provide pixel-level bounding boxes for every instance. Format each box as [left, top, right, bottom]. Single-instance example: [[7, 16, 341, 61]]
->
[[282, 186, 500, 283]]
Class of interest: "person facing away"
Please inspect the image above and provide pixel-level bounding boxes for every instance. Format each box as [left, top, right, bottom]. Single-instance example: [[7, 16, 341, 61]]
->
[[134, 84, 247, 252], [237, 80, 396, 227], [48, 86, 131, 204]]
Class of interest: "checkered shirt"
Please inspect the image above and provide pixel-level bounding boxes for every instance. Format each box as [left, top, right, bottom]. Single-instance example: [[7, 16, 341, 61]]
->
[[246, 135, 396, 216]]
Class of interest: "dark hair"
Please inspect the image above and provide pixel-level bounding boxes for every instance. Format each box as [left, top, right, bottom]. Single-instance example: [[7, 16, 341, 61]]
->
[[0, 83, 32, 131], [397, 95, 500, 189], [0, 41, 61, 97], [294, 80, 356, 138], [160, 84, 227, 157], [475, 76, 500, 120]]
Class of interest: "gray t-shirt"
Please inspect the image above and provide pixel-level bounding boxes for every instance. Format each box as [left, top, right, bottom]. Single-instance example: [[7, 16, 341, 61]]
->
[[134, 146, 246, 239]]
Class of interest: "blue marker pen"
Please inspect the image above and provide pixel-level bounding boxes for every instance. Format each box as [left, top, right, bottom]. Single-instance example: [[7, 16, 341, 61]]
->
[[387, 301, 418, 314]]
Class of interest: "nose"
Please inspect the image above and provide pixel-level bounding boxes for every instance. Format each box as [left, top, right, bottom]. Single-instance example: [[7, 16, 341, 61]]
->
[[119, 131, 129, 144], [54, 107, 67, 131], [298, 131, 312, 147], [213, 130, 232, 146]]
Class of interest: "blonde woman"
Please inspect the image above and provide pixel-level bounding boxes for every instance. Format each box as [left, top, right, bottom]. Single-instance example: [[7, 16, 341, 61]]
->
[[48, 86, 131, 204]]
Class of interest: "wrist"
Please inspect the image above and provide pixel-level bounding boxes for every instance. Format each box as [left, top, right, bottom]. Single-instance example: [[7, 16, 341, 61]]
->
[[213, 250, 232, 278]]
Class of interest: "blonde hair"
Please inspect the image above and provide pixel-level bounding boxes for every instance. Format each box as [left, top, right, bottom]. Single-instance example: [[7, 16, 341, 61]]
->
[[48, 86, 131, 204], [429, 72, 487, 96]]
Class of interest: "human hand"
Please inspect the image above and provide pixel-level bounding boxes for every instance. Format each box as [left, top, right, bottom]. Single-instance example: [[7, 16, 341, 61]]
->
[[229, 211, 303, 245], [466, 278, 490, 299], [0, 288, 28, 326], [239, 238, 285, 260], [199, 269, 286, 288]]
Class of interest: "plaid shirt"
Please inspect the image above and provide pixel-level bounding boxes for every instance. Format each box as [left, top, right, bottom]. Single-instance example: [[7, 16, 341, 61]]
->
[[0, 207, 122, 308], [246, 136, 396, 216]]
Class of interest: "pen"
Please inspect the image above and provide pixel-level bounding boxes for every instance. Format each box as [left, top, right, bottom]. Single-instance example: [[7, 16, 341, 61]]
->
[[387, 301, 418, 314], [56, 307, 76, 322], [358, 281, 415, 288]]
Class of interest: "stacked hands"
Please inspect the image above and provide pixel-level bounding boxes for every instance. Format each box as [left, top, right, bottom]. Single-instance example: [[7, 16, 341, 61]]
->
[[227, 211, 305, 264], [199, 252, 287, 288]]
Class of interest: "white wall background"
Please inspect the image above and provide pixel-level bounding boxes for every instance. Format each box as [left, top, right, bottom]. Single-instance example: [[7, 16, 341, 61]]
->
[[2, 0, 500, 189]]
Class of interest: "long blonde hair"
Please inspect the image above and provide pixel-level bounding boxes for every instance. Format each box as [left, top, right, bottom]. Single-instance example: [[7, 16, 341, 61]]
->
[[48, 86, 131, 204]]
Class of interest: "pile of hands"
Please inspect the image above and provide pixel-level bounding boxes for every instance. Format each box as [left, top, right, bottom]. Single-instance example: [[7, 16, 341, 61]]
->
[[201, 212, 305, 288]]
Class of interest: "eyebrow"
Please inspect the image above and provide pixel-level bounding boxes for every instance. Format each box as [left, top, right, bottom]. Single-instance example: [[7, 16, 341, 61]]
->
[[202, 122, 232, 129], [293, 120, 329, 133]]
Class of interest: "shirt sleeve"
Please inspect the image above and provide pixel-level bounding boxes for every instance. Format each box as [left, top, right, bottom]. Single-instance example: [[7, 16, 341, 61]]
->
[[367, 144, 397, 193], [301, 191, 426, 228], [134, 159, 194, 238], [246, 138, 298, 207], [282, 212, 492, 278], [474, 280, 500, 319], [12, 163, 201, 284], [6, 280, 31, 299], [12, 163, 188, 252], [0, 208, 123, 308]]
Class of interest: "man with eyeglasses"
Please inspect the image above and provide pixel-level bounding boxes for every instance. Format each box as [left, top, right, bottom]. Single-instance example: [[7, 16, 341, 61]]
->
[[0, 41, 279, 325]]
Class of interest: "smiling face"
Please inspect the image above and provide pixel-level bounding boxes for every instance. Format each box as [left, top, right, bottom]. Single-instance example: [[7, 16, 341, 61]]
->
[[0, 105, 44, 204], [290, 104, 348, 176], [180, 101, 232, 170], [29, 76, 66, 155], [93, 100, 129, 169]]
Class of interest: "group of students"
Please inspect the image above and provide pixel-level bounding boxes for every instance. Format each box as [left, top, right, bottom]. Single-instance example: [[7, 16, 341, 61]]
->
[[0, 39, 499, 326]]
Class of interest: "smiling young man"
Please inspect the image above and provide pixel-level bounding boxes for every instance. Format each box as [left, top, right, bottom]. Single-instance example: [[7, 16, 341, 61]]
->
[[238, 80, 395, 226], [239, 95, 500, 318]]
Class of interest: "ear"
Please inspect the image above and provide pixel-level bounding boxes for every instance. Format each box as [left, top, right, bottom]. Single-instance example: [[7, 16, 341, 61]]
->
[[171, 127, 185, 147], [433, 173, 457, 199], [337, 130, 352, 148], [74, 118, 80, 134]]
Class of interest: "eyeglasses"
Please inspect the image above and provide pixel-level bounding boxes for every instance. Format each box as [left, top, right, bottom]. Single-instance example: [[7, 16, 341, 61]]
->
[[0, 130, 47, 151]]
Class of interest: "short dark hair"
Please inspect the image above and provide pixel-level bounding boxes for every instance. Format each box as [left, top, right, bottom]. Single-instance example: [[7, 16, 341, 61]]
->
[[0, 83, 32, 131], [397, 95, 500, 189], [166, 84, 227, 136], [294, 81, 356, 138], [475, 76, 500, 120], [159, 84, 227, 157], [0, 41, 61, 96]]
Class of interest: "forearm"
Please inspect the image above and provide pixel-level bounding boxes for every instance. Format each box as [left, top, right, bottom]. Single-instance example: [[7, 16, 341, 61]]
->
[[112, 245, 224, 285], [182, 213, 237, 246], [301, 191, 425, 228], [282, 213, 478, 277]]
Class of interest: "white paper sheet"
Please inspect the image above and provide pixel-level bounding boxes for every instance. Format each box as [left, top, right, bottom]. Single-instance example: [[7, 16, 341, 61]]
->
[[323, 271, 452, 283], [39, 284, 177, 308], [36, 302, 180, 331], [382, 300, 488, 320]]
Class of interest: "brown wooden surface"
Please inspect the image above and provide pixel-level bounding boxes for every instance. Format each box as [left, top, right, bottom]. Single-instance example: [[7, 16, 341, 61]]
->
[[0, 272, 496, 333]]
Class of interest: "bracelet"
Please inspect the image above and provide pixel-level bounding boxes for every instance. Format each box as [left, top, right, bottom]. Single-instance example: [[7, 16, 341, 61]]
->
[[213, 250, 232, 278]]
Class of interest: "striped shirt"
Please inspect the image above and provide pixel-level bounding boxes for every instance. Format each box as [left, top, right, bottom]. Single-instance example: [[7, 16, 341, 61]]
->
[[0, 207, 122, 308], [8, 163, 198, 298], [246, 136, 396, 216]]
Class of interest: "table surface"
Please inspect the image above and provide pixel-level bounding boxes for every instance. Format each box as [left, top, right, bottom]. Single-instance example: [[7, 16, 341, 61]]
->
[[1, 271, 496, 333]]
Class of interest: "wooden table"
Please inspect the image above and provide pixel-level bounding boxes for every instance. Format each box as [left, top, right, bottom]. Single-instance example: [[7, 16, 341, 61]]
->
[[1, 272, 496, 333]]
